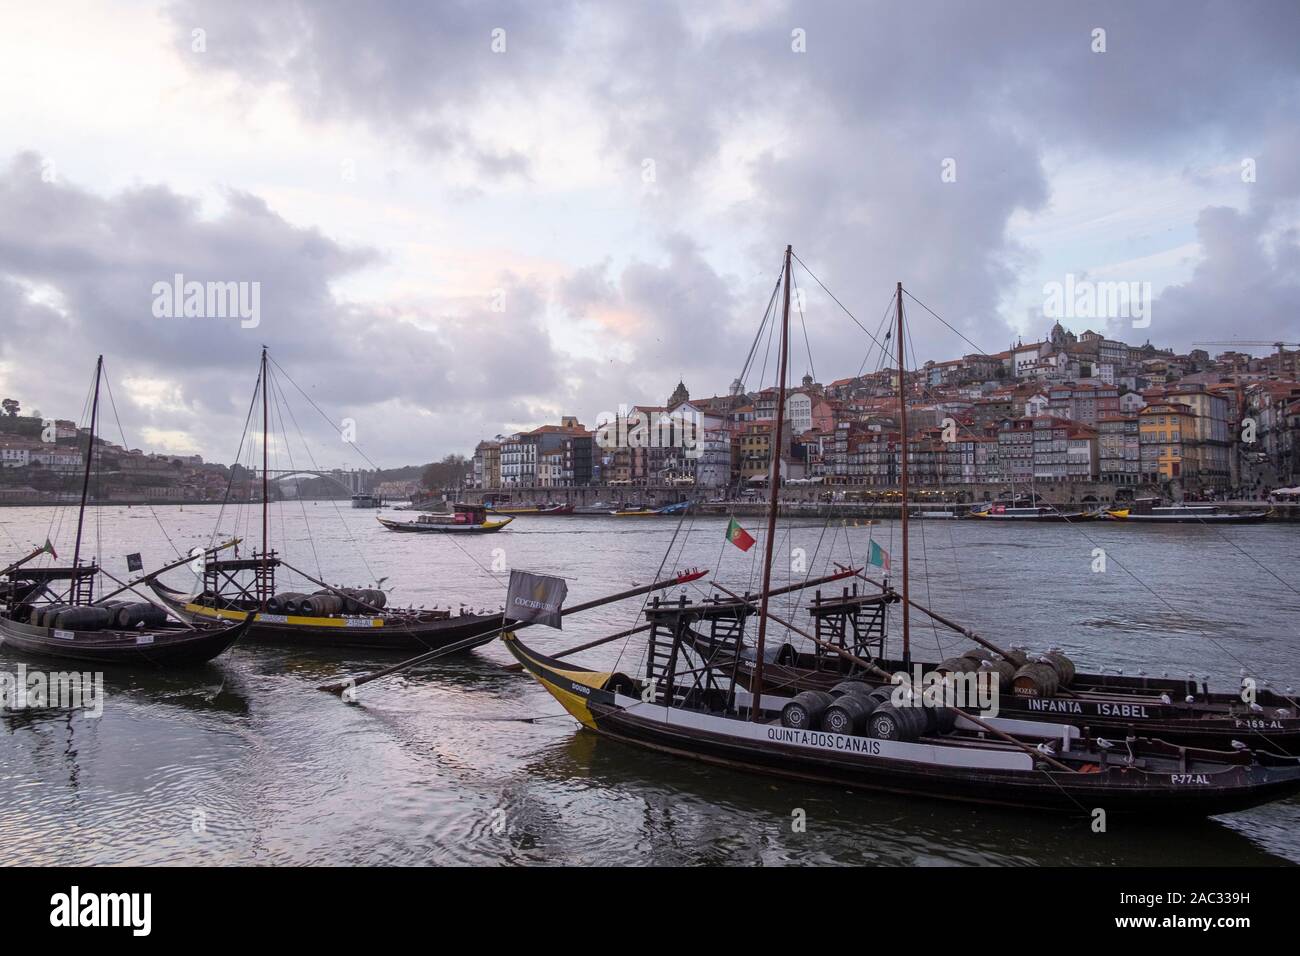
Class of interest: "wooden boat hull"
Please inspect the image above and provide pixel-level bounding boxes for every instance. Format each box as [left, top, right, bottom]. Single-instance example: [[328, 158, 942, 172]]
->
[[697, 637, 1300, 755], [503, 632, 1300, 816], [1106, 509, 1272, 523], [376, 516, 513, 533], [0, 612, 249, 667], [149, 580, 502, 652], [970, 511, 1096, 522]]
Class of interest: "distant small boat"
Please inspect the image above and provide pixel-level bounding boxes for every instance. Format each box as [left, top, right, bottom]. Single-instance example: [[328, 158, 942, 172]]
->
[[1106, 504, 1271, 524], [486, 503, 574, 516], [378, 503, 513, 533], [969, 504, 1095, 522], [610, 501, 691, 517]]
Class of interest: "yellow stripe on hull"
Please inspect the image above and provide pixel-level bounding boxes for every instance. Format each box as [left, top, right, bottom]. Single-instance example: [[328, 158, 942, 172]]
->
[[183, 603, 385, 628]]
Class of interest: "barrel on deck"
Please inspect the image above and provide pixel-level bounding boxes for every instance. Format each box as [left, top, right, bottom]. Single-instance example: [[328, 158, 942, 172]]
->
[[115, 602, 168, 628], [936, 656, 979, 675], [829, 680, 875, 698], [1041, 651, 1076, 688], [781, 690, 834, 730], [268, 592, 309, 614], [820, 692, 881, 736], [1012, 662, 1060, 698], [960, 648, 993, 664], [983, 658, 1018, 692], [299, 594, 345, 616], [866, 703, 928, 742], [53, 606, 114, 631]]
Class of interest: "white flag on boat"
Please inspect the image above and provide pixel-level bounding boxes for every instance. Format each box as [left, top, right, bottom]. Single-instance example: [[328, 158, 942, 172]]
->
[[504, 570, 568, 629]]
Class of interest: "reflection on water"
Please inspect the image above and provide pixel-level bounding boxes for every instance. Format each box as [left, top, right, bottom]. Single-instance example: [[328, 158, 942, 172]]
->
[[1, 504, 1298, 865]]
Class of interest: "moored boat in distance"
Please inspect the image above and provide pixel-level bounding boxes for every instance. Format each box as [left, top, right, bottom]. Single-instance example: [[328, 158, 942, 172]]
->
[[1106, 499, 1272, 523], [968, 503, 1096, 521], [377, 503, 513, 533], [610, 501, 691, 517], [485, 503, 573, 516]]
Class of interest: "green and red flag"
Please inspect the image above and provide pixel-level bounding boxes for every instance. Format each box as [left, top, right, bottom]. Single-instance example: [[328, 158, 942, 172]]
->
[[724, 518, 756, 552], [868, 540, 890, 570], [41, 538, 57, 560]]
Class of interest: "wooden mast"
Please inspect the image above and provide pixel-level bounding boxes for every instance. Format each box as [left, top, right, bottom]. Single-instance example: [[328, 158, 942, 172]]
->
[[895, 283, 911, 667], [260, 347, 269, 610], [72, 354, 103, 574], [751, 245, 793, 720]]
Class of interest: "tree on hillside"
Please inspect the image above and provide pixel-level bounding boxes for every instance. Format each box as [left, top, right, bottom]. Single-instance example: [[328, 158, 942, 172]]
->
[[421, 454, 470, 491], [2, 398, 18, 417]]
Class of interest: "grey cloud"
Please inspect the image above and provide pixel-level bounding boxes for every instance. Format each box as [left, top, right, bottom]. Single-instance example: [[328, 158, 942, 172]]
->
[[0, 152, 563, 463]]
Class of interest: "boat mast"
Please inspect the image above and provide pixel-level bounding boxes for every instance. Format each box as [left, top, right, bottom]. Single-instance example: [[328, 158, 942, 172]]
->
[[260, 346, 269, 610], [895, 283, 911, 667], [72, 354, 103, 572], [751, 245, 793, 721]]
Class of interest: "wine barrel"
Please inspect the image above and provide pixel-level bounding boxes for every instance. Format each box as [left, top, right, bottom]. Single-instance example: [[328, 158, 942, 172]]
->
[[1013, 662, 1059, 698], [781, 690, 834, 730], [867, 686, 895, 707], [34, 604, 70, 628], [53, 606, 113, 631], [115, 603, 167, 629], [821, 693, 879, 736], [960, 648, 993, 663], [936, 656, 979, 675], [1002, 647, 1029, 667], [268, 592, 309, 614], [298, 594, 345, 616], [1041, 651, 1076, 688], [924, 706, 959, 735], [349, 588, 386, 611], [867, 703, 927, 742], [830, 680, 874, 698], [983, 659, 1017, 692]]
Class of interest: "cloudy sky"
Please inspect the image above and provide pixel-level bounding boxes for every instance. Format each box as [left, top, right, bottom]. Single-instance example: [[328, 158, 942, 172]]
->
[[1, 0, 1297, 468]]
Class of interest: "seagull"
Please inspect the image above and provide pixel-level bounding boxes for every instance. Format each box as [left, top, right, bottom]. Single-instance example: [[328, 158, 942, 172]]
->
[[1186, 695, 1195, 704], [1159, 693, 1172, 705], [1277, 709, 1292, 718], [1096, 738, 1114, 750], [1231, 740, 1248, 751], [1036, 742, 1056, 756], [1250, 703, 1264, 713]]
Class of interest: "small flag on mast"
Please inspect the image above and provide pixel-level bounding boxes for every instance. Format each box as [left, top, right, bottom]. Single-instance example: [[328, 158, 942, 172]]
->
[[724, 518, 756, 552], [41, 538, 57, 560], [868, 540, 890, 570]]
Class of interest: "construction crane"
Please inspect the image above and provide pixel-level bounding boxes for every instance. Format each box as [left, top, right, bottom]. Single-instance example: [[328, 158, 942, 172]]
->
[[1193, 341, 1300, 379]]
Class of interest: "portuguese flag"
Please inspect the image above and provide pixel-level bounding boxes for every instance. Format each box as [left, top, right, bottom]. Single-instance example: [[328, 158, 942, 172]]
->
[[868, 540, 890, 570], [724, 518, 756, 552]]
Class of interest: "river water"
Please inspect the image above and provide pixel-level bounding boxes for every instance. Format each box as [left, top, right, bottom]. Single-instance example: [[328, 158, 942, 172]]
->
[[2, 503, 1298, 865]]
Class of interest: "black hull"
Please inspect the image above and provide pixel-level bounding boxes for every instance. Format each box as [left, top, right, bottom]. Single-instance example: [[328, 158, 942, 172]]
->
[[0, 613, 248, 667], [714, 643, 1300, 756], [503, 633, 1300, 817], [149, 581, 501, 652], [593, 707, 1300, 815]]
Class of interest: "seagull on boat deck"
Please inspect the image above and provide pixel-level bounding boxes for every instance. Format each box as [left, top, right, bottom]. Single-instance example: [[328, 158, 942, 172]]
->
[[1186, 695, 1195, 704], [1159, 694, 1172, 705], [1096, 738, 1114, 750], [1231, 740, 1248, 751], [1036, 742, 1056, 756], [1250, 703, 1264, 713], [1277, 709, 1292, 718]]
